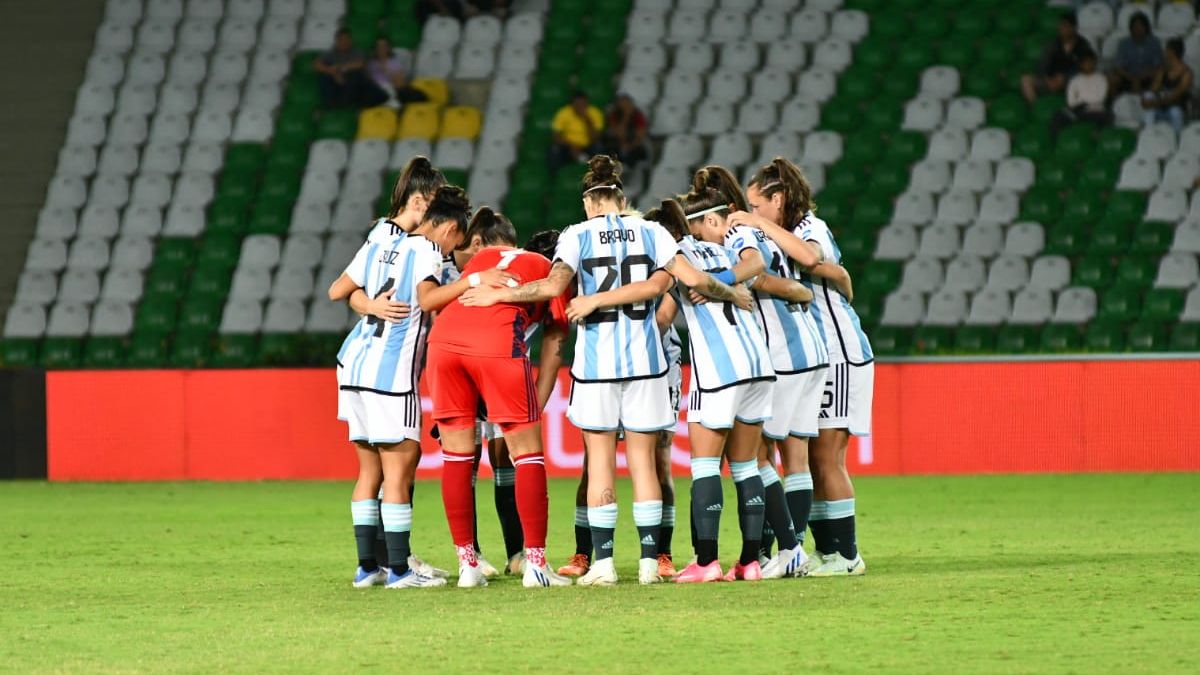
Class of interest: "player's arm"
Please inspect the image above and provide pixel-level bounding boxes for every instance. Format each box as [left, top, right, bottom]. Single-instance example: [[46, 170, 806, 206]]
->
[[534, 323, 567, 409], [327, 272, 360, 301], [814, 263, 854, 302], [751, 273, 813, 305], [664, 254, 753, 310], [417, 268, 516, 312], [460, 261, 575, 308], [726, 211, 824, 269], [348, 287, 411, 322], [566, 270, 673, 323], [732, 247, 766, 283], [656, 293, 678, 333]]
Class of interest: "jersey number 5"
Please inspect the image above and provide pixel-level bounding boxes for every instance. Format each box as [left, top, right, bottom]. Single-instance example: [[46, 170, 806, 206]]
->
[[581, 254, 654, 324]]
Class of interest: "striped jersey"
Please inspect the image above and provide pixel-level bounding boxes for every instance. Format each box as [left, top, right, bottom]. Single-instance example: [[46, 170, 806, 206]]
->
[[439, 253, 462, 285], [675, 236, 774, 392], [663, 324, 682, 370], [336, 234, 444, 394], [796, 213, 874, 365], [555, 213, 680, 382], [725, 226, 828, 373], [366, 217, 407, 244]]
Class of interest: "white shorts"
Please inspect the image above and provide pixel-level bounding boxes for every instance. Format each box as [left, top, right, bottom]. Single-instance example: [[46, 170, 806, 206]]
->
[[668, 361, 683, 414], [479, 420, 502, 442], [687, 379, 774, 431], [568, 375, 674, 433], [339, 388, 422, 445], [818, 361, 874, 436], [764, 367, 827, 440]]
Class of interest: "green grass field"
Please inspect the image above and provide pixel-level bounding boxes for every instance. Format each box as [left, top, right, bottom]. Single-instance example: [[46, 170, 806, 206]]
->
[[1, 474, 1197, 673]]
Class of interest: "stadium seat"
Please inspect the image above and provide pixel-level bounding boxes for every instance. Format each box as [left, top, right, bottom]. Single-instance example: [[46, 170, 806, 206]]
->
[[987, 255, 1031, 293], [1155, 252, 1200, 288]]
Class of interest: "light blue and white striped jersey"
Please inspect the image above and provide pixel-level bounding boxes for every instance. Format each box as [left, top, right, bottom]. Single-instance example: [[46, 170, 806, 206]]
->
[[555, 213, 680, 382], [337, 234, 444, 394], [366, 217, 407, 245], [439, 253, 461, 285], [796, 213, 874, 365], [725, 226, 828, 374], [663, 324, 682, 370], [676, 236, 774, 392]]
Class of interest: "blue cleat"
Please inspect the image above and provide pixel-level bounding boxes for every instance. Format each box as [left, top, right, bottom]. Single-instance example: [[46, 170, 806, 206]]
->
[[386, 568, 449, 589], [352, 566, 387, 588]]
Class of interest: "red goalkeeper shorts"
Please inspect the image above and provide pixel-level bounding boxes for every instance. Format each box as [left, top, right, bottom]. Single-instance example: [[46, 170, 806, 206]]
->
[[426, 344, 540, 433]]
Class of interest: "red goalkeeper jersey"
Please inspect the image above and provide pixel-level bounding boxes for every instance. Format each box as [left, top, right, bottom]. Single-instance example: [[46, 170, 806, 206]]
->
[[427, 246, 570, 358]]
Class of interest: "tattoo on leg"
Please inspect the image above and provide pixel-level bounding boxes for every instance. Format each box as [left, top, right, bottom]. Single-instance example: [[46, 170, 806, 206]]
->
[[600, 488, 616, 506]]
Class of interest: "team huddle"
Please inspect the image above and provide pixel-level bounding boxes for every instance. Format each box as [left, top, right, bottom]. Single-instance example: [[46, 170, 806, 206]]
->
[[328, 152, 873, 588]]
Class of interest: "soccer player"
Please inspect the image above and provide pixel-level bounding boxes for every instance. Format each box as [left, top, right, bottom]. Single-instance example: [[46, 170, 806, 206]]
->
[[426, 208, 572, 588], [729, 158, 873, 577], [461, 155, 750, 585], [327, 186, 473, 589], [567, 194, 776, 582], [692, 166, 831, 578]]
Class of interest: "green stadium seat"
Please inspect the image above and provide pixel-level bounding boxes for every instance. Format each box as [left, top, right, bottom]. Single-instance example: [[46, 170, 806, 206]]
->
[[988, 95, 1028, 133], [189, 265, 231, 301], [143, 269, 186, 302], [1072, 255, 1113, 289], [871, 326, 911, 356], [820, 96, 861, 135], [385, 13, 422, 48], [1020, 188, 1062, 223], [978, 40, 1015, 74], [300, 332, 346, 365], [996, 325, 1038, 353], [1036, 157, 1075, 193], [897, 42, 937, 73], [961, 67, 1003, 100], [1, 338, 39, 368], [1040, 324, 1081, 352], [1085, 321, 1125, 352], [995, 10, 1034, 36], [837, 230, 874, 262], [851, 293, 881, 329], [1142, 289, 1185, 322], [207, 195, 251, 236], [911, 12, 950, 41], [863, 104, 902, 133], [210, 334, 258, 368], [871, 12, 909, 42], [1170, 322, 1200, 351], [258, 170, 301, 204], [953, 11, 991, 40], [1032, 95, 1066, 125], [350, 0, 387, 19], [1098, 286, 1140, 322], [913, 326, 953, 354], [177, 299, 222, 336], [851, 197, 892, 232], [1128, 321, 1167, 352], [1106, 191, 1147, 222], [155, 237, 195, 267], [41, 337, 81, 369], [814, 200, 848, 226], [265, 138, 309, 176], [315, 109, 358, 141], [249, 198, 291, 236], [954, 325, 995, 352], [1088, 220, 1130, 255], [889, 131, 927, 165], [594, 0, 632, 15], [347, 16, 380, 51], [1116, 255, 1157, 289], [862, 261, 902, 295], [1056, 124, 1096, 164], [135, 298, 177, 335], [1076, 161, 1120, 192], [225, 143, 267, 175], [170, 333, 209, 367], [1018, 36, 1046, 71], [1132, 221, 1174, 255], [289, 51, 320, 78], [856, 39, 892, 71], [1043, 221, 1085, 257], [839, 67, 877, 103], [443, 168, 469, 189], [1094, 127, 1137, 163], [217, 168, 259, 203], [274, 105, 315, 144], [553, 163, 588, 193], [198, 234, 241, 271], [126, 334, 167, 367], [842, 136, 882, 169], [937, 39, 975, 71], [83, 337, 124, 368], [1012, 126, 1052, 161], [259, 333, 302, 365], [505, 200, 544, 234]]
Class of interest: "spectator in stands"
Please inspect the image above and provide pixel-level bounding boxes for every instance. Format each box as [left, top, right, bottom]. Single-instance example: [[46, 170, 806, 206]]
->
[[602, 94, 649, 171], [1050, 49, 1110, 138], [1020, 12, 1092, 103], [1109, 12, 1164, 96], [314, 28, 387, 109], [367, 38, 428, 107], [548, 91, 604, 173], [417, 0, 508, 23], [1142, 38, 1192, 133]]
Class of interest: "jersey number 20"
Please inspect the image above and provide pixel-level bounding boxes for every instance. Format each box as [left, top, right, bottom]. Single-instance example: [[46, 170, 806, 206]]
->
[[581, 254, 653, 324]]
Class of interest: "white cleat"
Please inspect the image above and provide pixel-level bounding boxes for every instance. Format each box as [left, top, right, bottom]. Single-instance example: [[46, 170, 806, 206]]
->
[[457, 563, 490, 588], [408, 555, 449, 579], [352, 566, 387, 588], [761, 544, 809, 579], [576, 557, 618, 587], [638, 557, 663, 585], [386, 568, 448, 588], [477, 554, 500, 578], [523, 563, 572, 587], [506, 551, 527, 576], [805, 552, 866, 577]]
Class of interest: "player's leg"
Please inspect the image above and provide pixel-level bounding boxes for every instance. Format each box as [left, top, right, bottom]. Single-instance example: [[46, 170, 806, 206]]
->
[[724, 420, 768, 579], [503, 423, 570, 587], [653, 429, 677, 577], [625, 430, 664, 584], [577, 429, 620, 586], [350, 441, 386, 587], [379, 435, 445, 588], [558, 452, 592, 576], [486, 434, 525, 573], [758, 438, 803, 578], [675, 421, 726, 583]]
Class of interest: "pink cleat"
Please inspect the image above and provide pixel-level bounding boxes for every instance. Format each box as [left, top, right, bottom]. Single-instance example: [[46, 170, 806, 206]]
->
[[723, 560, 763, 581], [674, 560, 724, 583]]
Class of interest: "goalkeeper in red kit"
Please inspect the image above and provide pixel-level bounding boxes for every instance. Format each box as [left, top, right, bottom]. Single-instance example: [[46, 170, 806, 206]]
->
[[425, 212, 572, 588]]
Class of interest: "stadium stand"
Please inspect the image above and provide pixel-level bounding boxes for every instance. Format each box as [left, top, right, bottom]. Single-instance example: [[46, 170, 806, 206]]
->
[[4, 0, 1200, 369]]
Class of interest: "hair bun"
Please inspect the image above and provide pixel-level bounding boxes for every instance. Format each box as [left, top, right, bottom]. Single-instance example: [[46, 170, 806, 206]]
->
[[583, 154, 624, 192], [432, 185, 469, 212]]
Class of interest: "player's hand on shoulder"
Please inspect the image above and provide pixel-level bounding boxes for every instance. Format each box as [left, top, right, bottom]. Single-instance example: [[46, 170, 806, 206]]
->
[[367, 288, 411, 322], [460, 285, 503, 307], [732, 284, 754, 311], [478, 267, 519, 288], [566, 296, 600, 324], [727, 211, 768, 231]]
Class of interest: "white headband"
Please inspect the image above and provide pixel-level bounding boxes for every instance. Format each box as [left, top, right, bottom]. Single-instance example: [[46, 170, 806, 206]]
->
[[583, 184, 620, 194], [685, 205, 728, 220]]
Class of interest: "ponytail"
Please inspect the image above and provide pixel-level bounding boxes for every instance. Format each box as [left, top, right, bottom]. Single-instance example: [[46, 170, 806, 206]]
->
[[646, 198, 689, 242], [581, 154, 625, 203], [465, 206, 517, 247], [748, 157, 815, 229], [387, 156, 447, 218], [423, 185, 471, 237], [692, 165, 749, 212]]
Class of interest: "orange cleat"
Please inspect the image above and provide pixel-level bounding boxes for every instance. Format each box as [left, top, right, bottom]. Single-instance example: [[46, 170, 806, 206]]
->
[[556, 553, 591, 577], [723, 560, 763, 581], [657, 553, 677, 578]]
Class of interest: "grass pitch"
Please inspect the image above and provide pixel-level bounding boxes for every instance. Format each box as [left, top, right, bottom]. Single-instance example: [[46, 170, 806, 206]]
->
[[1, 474, 1197, 673]]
